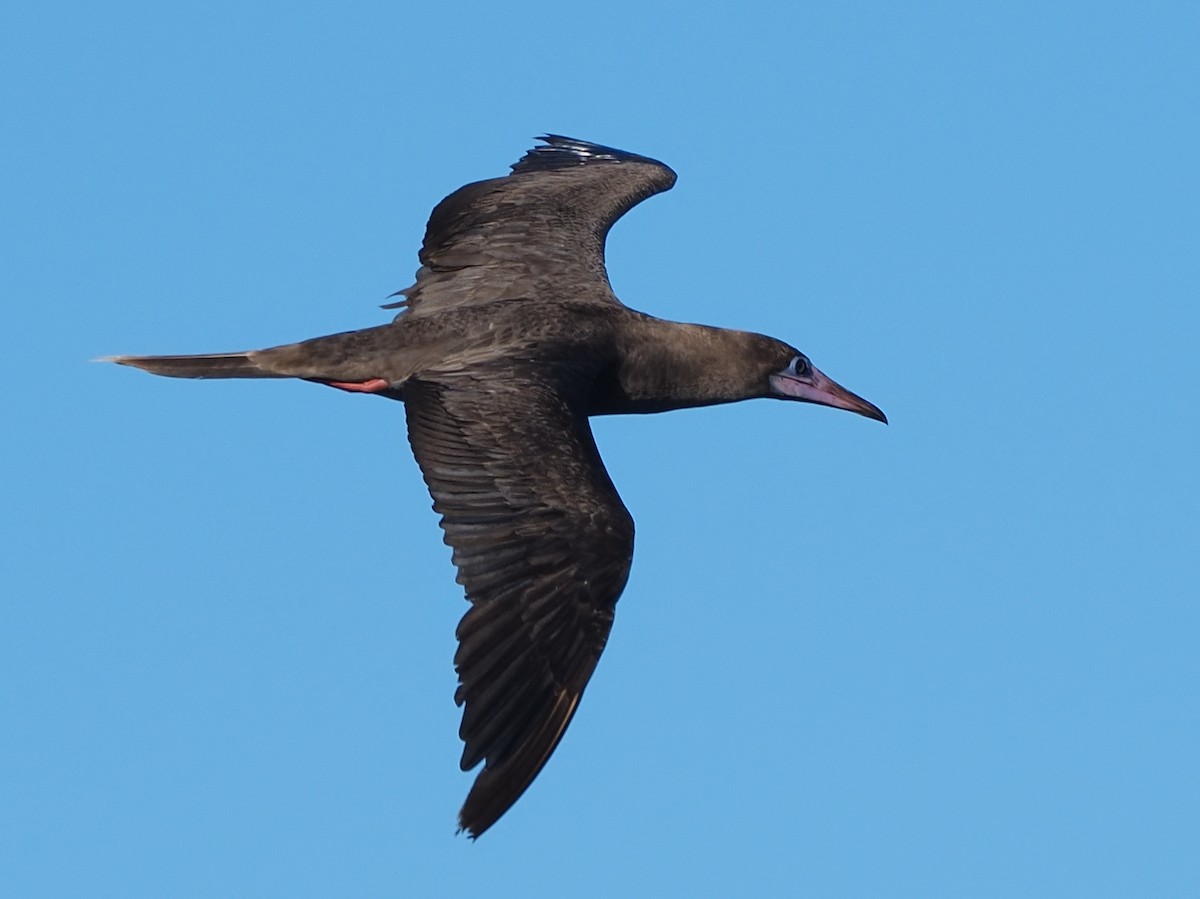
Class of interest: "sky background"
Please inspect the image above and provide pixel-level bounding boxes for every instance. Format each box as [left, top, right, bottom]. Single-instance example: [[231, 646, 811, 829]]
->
[[3, 1, 1198, 896]]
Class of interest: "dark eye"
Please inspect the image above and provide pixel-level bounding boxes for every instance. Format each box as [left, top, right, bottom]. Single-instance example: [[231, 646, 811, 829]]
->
[[792, 355, 811, 377]]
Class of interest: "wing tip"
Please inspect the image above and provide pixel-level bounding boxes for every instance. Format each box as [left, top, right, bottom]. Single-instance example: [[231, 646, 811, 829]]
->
[[453, 690, 585, 839], [510, 134, 673, 177]]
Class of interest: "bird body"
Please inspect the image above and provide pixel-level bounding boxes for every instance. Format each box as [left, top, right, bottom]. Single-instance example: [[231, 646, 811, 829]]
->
[[110, 135, 885, 837]]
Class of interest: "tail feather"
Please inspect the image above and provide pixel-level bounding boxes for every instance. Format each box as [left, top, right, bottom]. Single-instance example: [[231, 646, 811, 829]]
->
[[106, 325, 400, 384], [103, 352, 280, 380]]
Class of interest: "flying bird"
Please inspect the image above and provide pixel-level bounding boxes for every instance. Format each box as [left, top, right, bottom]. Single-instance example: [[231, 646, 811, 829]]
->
[[110, 135, 886, 837]]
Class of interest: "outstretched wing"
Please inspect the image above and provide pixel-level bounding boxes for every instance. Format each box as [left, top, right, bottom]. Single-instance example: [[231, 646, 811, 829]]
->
[[403, 366, 635, 837], [390, 135, 677, 317]]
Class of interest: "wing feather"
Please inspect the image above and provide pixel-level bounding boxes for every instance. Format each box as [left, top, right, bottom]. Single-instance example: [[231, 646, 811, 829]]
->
[[404, 369, 635, 837], [390, 136, 676, 317]]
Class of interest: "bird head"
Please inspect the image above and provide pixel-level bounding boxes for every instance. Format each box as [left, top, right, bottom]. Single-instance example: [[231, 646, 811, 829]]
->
[[767, 346, 887, 424]]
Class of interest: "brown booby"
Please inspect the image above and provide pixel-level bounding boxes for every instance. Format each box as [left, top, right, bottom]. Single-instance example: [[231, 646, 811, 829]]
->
[[109, 135, 886, 838]]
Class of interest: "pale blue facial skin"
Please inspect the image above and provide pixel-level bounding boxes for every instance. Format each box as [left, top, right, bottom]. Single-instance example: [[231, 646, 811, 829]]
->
[[770, 355, 887, 423]]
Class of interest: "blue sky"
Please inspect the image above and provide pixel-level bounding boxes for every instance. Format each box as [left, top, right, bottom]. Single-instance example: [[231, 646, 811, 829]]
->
[[3, 1, 1198, 895]]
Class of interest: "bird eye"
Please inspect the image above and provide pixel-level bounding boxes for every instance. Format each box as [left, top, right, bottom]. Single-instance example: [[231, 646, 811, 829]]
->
[[791, 355, 811, 377]]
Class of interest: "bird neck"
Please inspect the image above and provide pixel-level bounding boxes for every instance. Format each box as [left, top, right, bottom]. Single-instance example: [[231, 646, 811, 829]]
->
[[592, 317, 774, 415]]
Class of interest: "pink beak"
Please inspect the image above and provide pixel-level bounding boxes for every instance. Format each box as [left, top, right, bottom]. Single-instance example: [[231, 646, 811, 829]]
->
[[769, 365, 887, 423]]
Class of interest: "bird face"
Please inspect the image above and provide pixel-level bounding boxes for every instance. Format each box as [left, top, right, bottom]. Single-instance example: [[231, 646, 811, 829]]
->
[[769, 354, 887, 423]]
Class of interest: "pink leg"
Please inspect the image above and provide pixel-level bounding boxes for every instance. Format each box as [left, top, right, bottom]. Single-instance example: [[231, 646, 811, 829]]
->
[[326, 378, 391, 393]]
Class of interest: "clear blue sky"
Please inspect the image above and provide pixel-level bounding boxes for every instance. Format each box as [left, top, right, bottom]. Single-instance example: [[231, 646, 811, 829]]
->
[[4, 2, 1197, 896]]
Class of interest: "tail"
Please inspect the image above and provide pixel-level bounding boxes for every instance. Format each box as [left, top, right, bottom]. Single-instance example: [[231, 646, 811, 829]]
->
[[106, 325, 400, 385], [102, 352, 283, 380]]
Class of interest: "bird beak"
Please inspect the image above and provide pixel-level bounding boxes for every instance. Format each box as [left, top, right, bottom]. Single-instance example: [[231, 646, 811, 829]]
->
[[770, 365, 887, 424]]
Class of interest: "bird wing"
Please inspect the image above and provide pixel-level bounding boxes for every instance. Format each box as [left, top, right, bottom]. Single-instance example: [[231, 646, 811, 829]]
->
[[390, 135, 677, 317], [403, 365, 635, 837]]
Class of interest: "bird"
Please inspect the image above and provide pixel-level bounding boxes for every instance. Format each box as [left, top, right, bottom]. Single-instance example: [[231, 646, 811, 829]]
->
[[108, 134, 886, 838]]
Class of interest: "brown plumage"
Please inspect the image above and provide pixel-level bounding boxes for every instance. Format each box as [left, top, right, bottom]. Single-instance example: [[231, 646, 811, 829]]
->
[[109, 135, 886, 838]]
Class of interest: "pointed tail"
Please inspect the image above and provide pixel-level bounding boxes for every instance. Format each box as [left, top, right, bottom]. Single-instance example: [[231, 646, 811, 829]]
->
[[106, 324, 399, 385], [102, 352, 283, 380]]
